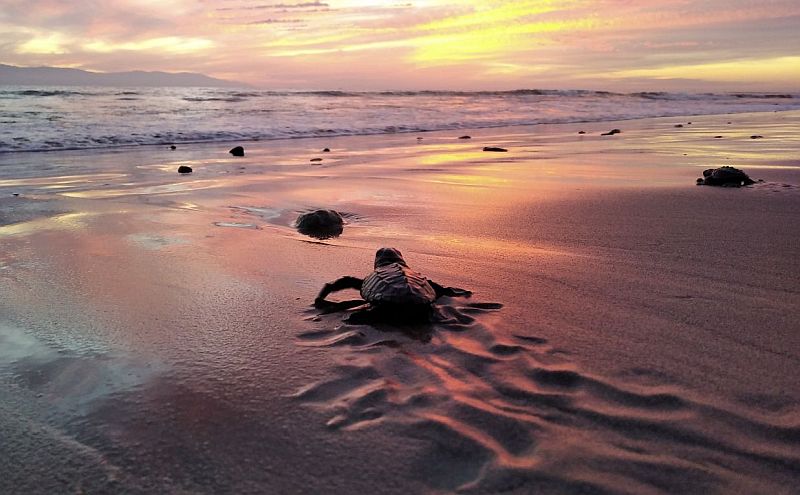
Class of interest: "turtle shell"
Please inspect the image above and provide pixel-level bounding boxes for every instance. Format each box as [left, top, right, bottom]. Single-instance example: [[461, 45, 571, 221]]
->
[[361, 262, 437, 306]]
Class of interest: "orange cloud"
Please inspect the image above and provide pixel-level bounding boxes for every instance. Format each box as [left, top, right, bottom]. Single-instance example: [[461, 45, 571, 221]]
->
[[1, 0, 799, 90]]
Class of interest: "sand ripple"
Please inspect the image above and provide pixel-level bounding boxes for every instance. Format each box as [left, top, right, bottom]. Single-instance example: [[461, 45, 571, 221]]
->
[[296, 302, 800, 493]]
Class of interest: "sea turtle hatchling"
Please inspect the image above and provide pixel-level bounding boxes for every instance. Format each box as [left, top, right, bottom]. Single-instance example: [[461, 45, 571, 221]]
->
[[314, 247, 471, 322]]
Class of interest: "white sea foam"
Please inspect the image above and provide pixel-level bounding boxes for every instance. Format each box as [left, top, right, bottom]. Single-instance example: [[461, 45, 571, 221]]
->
[[1, 86, 799, 152]]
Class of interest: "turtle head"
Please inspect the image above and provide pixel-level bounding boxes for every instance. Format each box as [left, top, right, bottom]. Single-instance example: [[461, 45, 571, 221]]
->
[[374, 247, 407, 268]]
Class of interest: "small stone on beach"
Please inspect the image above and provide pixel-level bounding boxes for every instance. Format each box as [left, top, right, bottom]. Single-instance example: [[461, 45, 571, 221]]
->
[[229, 146, 245, 156], [310, 158, 323, 162], [483, 146, 508, 152], [578, 131, 586, 134], [674, 124, 683, 128], [714, 136, 723, 138], [697, 166, 755, 187], [170, 145, 176, 150], [458, 135, 471, 139], [750, 135, 763, 139], [296, 209, 344, 239], [177, 165, 192, 174]]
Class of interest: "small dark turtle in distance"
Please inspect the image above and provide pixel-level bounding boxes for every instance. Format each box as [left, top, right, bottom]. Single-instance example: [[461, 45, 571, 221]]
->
[[697, 166, 755, 187], [310, 158, 323, 162], [315, 247, 471, 323], [750, 135, 763, 139], [229, 146, 245, 156], [601, 129, 621, 136], [177, 165, 192, 174], [322, 148, 331, 152], [170, 145, 177, 150], [578, 131, 586, 134], [483, 146, 507, 152], [458, 135, 472, 139], [714, 135, 723, 138], [296, 209, 344, 239], [674, 124, 683, 128]]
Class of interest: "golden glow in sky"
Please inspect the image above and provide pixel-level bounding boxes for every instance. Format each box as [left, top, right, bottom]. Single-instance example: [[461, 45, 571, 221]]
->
[[1, 0, 799, 90]]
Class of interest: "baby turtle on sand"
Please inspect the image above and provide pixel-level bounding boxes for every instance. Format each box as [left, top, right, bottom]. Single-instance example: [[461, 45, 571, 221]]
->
[[315, 247, 471, 322], [696, 166, 755, 187]]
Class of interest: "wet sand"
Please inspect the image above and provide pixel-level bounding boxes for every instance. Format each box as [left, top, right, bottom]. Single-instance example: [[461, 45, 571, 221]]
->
[[1, 110, 799, 494]]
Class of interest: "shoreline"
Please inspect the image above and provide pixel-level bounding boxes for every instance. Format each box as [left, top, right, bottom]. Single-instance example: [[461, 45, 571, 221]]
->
[[2, 107, 798, 156]]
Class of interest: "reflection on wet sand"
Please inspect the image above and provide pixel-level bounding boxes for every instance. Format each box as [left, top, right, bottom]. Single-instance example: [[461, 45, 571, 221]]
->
[[0, 111, 798, 493], [0, 173, 128, 189], [0, 212, 93, 236]]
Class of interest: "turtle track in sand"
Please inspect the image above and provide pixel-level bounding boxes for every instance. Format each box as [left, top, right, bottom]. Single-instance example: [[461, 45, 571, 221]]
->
[[294, 301, 800, 493]]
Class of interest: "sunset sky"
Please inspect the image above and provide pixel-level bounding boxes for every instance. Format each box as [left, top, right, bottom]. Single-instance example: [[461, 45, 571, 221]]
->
[[1, 0, 799, 91]]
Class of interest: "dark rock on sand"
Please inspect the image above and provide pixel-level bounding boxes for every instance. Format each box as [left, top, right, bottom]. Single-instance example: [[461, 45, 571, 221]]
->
[[229, 146, 245, 156], [674, 124, 683, 128], [750, 135, 763, 139], [177, 165, 192, 174], [170, 145, 176, 150], [310, 158, 323, 162], [483, 147, 508, 152], [697, 166, 755, 187], [296, 209, 344, 239], [458, 135, 472, 139], [601, 129, 621, 136], [578, 131, 586, 134], [714, 136, 723, 138], [322, 148, 331, 152]]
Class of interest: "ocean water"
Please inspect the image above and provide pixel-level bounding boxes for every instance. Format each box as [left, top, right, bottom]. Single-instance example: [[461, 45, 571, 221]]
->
[[1, 86, 799, 153]]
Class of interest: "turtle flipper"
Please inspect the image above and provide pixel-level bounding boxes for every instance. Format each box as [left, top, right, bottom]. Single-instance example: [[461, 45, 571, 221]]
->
[[315, 276, 364, 307], [430, 281, 472, 299]]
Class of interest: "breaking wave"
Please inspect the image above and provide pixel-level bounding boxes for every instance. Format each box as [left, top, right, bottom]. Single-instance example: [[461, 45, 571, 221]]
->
[[2, 86, 799, 152]]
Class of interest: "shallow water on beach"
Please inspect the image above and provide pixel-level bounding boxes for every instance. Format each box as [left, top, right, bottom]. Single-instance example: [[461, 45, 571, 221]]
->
[[1, 111, 799, 493]]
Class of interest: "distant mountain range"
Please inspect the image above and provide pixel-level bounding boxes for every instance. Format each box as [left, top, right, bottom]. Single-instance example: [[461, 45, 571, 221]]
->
[[0, 64, 246, 88]]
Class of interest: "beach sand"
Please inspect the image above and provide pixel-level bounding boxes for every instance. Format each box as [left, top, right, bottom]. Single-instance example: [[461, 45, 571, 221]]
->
[[1, 110, 799, 494]]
